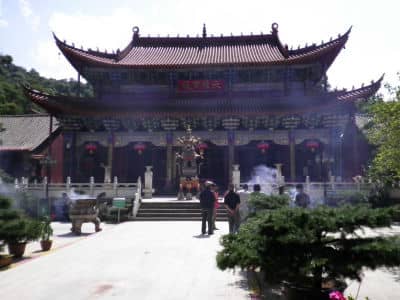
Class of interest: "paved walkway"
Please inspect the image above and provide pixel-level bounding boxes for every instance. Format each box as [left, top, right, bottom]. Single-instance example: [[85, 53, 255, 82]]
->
[[0, 221, 250, 300]]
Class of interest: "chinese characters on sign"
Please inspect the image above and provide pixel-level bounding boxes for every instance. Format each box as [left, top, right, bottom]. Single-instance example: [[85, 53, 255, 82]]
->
[[177, 80, 224, 92]]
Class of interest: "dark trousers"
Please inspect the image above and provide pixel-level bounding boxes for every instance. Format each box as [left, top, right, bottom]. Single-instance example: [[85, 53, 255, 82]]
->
[[201, 208, 214, 234], [227, 210, 240, 234]]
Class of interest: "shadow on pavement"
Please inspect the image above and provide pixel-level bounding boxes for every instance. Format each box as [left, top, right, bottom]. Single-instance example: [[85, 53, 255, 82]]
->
[[384, 267, 400, 282], [57, 232, 94, 238], [193, 234, 211, 239]]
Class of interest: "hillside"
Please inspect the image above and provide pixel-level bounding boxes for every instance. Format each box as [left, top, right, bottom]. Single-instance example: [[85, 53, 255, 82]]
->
[[0, 54, 93, 115]]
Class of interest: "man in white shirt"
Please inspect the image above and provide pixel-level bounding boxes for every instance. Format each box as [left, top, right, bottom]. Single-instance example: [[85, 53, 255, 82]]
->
[[237, 184, 250, 226]]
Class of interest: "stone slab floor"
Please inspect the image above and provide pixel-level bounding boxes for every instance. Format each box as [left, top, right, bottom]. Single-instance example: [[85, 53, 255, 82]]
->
[[0, 221, 250, 300]]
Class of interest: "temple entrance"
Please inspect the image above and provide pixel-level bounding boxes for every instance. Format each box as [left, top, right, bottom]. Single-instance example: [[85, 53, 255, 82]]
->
[[237, 141, 290, 183], [77, 142, 105, 182], [295, 140, 325, 181], [199, 142, 228, 188], [152, 146, 166, 192]]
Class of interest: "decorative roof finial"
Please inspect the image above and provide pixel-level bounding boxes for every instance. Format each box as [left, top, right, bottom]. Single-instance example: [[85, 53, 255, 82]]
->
[[271, 22, 278, 35], [202, 23, 207, 38], [132, 26, 140, 40]]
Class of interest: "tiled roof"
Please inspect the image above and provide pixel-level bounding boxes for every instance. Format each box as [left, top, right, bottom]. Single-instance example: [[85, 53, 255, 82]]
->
[[24, 78, 381, 118], [0, 115, 59, 151], [335, 75, 384, 101], [55, 24, 350, 69]]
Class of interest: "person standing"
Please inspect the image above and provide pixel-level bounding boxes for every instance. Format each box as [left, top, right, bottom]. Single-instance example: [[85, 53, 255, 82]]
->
[[61, 192, 71, 221], [238, 184, 250, 226], [224, 184, 241, 234], [248, 184, 263, 215], [199, 182, 215, 235], [211, 183, 219, 230], [295, 184, 310, 208]]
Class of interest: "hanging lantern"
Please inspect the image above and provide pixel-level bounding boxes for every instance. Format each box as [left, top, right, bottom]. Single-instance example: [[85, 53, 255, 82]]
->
[[197, 142, 208, 155], [257, 141, 270, 154], [133, 142, 146, 155], [85, 143, 97, 154], [306, 140, 320, 152]]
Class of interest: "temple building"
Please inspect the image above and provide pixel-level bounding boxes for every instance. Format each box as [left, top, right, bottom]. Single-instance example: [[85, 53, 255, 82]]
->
[[25, 23, 381, 192]]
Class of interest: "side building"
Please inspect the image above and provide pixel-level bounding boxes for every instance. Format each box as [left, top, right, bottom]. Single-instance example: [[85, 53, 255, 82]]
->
[[0, 114, 62, 182], [24, 23, 380, 191]]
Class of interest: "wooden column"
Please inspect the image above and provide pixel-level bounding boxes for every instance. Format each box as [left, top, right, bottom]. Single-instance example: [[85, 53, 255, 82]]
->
[[228, 131, 235, 184], [165, 132, 173, 190], [71, 131, 77, 181], [289, 130, 296, 181], [107, 132, 114, 178], [351, 114, 359, 177]]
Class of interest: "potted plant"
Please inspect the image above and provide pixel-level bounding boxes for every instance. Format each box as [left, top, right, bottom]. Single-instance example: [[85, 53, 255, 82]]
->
[[39, 216, 53, 251], [4, 218, 41, 258], [0, 249, 13, 268], [0, 195, 41, 258], [217, 205, 400, 300], [0, 195, 13, 267]]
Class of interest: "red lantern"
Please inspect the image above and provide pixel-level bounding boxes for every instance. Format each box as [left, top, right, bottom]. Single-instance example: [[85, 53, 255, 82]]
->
[[85, 143, 97, 154], [197, 142, 208, 155], [306, 140, 320, 152], [133, 142, 146, 155], [257, 141, 270, 154]]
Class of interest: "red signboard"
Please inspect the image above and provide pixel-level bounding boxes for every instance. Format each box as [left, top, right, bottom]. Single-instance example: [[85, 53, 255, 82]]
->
[[177, 80, 224, 92]]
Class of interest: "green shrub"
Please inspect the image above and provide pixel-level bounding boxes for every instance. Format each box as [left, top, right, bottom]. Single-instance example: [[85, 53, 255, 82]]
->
[[40, 216, 53, 241], [248, 193, 290, 212], [217, 205, 400, 291], [327, 191, 369, 207], [0, 195, 41, 244]]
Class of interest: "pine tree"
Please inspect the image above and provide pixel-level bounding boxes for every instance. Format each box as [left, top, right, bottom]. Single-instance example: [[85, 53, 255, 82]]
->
[[217, 205, 400, 298]]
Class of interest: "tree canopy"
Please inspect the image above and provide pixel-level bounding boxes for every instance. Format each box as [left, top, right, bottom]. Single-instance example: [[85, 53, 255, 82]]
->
[[217, 206, 400, 291], [366, 78, 400, 185], [0, 53, 93, 115]]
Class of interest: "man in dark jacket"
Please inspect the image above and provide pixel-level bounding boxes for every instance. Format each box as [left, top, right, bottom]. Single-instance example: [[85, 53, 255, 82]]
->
[[199, 182, 215, 235], [295, 184, 310, 208], [224, 184, 241, 234]]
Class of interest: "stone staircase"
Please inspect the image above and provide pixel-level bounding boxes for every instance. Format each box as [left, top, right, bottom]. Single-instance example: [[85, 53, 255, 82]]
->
[[135, 201, 228, 221]]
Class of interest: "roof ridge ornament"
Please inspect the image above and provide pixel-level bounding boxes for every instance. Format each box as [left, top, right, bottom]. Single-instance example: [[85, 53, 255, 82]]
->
[[132, 26, 140, 40], [202, 23, 206, 38], [271, 22, 278, 35]]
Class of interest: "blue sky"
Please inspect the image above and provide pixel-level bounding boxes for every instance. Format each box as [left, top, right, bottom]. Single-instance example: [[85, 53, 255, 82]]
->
[[1, 0, 399, 97]]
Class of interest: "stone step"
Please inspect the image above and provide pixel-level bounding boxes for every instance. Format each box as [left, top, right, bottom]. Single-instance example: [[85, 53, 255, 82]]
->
[[138, 208, 227, 213], [134, 217, 228, 221], [136, 200, 228, 222], [137, 212, 227, 218], [140, 201, 224, 207], [140, 203, 201, 208]]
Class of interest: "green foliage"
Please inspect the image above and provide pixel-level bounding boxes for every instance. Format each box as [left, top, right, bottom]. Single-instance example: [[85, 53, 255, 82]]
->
[[39, 216, 53, 241], [367, 99, 400, 183], [365, 79, 400, 185], [217, 206, 400, 290], [19, 191, 40, 218], [0, 53, 93, 115], [248, 192, 290, 211], [326, 191, 369, 207], [0, 194, 41, 244]]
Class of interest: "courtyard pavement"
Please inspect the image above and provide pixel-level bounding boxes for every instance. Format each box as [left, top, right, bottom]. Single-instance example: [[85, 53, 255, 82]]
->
[[0, 221, 250, 300], [2, 218, 400, 300]]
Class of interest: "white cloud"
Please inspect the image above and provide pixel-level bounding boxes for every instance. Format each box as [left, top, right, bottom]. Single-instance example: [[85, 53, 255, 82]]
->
[[0, 19, 7, 28], [0, 0, 7, 28], [32, 39, 77, 80], [19, 0, 32, 17], [48, 8, 145, 52], [18, 0, 40, 30], [37, 8, 146, 79]]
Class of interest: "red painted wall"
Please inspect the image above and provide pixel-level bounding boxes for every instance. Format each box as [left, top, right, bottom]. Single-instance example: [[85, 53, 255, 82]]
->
[[50, 134, 64, 183]]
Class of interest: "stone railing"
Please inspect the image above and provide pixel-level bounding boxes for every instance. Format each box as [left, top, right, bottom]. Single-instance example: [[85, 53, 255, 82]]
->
[[13, 176, 142, 201]]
